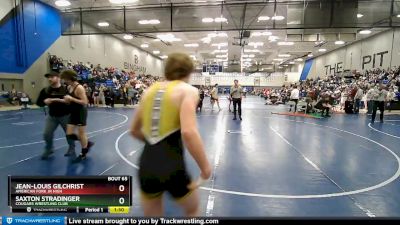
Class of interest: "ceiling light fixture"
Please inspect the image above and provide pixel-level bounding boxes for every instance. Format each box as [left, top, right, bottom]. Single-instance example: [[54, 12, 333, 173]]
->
[[153, 50, 160, 55], [357, 13, 363, 18], [160, 55, 168, 59], [97, 22, 109, 27], [202, 18, 214, 23], [213, 49, 228, 54], [55, 0, 71, 7], [252, 31, 272, 37], [123, 34, 133, 40], [271, 15, 285, 21], [248, 42, 264, 48], [257, 16, 270, 21], [214, 17, 227, 23], [244, 49, 260, 53], [208, 32, 228, 38], [397, 14, 400, 18], [278, 54, 291, 57], [211, 42, 228, 47], [156, 34, 181, 42], [216, 54, 228, 58], [184, 43, 199, 47], [140, 44, 149, 48], [273, 58, 284, 61], [335, 40, 345, 45], [149, 19, 160, 24], [109, 0, 138, 4], [295, 58, 303, 62], [277, 41, 294, 46], [307, 54, 313, 57], [359, 29, 372, 34], [268, 36, 279, 42], [318, 48, 327, 52], [138, 19, 160, 25], [201, 37, 211, 43]]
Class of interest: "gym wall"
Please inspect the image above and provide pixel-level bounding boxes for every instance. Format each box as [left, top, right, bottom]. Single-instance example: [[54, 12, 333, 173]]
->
[[303, 28, 400, 79]]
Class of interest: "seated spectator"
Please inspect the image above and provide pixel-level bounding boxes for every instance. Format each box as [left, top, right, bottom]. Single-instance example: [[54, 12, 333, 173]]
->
[[7, 88, 18, 105], [19, 93, 30, 109]]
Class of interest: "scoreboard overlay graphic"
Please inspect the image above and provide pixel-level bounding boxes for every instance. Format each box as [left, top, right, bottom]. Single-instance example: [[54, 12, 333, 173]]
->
[[8, 176, 132, 214]]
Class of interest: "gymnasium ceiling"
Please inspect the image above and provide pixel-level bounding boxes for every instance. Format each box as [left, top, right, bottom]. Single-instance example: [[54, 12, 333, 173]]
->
[[41, 0, 400, 72]]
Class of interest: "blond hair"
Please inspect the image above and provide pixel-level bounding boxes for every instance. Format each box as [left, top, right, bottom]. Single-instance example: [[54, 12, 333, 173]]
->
[[164, 53, 194, 80]]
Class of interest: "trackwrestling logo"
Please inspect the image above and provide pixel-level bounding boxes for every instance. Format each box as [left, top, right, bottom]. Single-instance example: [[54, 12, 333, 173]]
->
[[1, 217, 65, 225]]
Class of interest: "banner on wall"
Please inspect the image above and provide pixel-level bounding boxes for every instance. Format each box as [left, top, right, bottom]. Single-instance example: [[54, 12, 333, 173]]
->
[[123, 55, 146, 73], [322, 50, 390, 76]]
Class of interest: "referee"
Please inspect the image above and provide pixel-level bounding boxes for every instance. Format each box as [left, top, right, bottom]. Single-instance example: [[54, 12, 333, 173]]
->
[[230, 79, 243, 120]]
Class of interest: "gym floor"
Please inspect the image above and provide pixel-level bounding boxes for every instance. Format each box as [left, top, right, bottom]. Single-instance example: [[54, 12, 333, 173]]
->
[[1, 96, 400, 217]]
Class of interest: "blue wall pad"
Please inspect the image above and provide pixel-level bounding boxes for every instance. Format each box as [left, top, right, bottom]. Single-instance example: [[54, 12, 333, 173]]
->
[[299, 58, 314, 81], [0, 0, 61, 74]]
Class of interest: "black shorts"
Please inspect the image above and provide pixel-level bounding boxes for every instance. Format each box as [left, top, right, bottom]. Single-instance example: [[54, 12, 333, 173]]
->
[[138, 131, 192, 199], [139, 169, 191, 199], [69, 108, 87, 126]]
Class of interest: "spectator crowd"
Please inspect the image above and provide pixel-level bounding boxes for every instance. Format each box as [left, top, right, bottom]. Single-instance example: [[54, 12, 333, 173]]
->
[[49, 55, 161, 108], [253, 67, 400, 117]]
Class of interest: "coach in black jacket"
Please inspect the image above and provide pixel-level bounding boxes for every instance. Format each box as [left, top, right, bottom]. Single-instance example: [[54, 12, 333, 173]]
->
[[36, 72, 75, 159]]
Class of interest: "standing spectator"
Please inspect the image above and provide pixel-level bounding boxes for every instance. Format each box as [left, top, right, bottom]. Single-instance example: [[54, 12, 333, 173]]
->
[[128, 84, 139, 105], [93, 86, 100, 107], [371, 84, 388, 124], [289, 85, 299, 112], [197, 86, 205, 112], [354, 86, 364, 114], [84, 84, 94, 107], [104, 87, 115, 108], [121, 84, 128, 106], [366, 85, 375, 115], [387, 87, 396, 112], [340, 88, 348, 110], [99, 85, 106, 107]]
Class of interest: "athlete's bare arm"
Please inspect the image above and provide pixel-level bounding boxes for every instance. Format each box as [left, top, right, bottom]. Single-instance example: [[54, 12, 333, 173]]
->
[[180, 86, 212, 180]]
